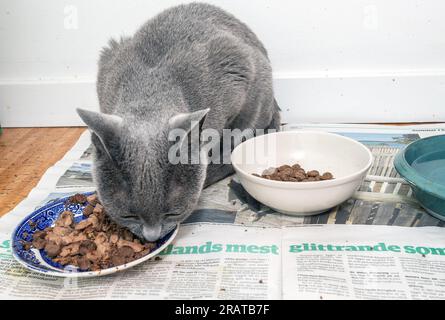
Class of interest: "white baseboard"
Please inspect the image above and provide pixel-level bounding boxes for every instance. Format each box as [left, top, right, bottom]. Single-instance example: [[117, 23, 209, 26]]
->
[[274, 70, 445, 124], [0, 79, 98, 127], [1, 71, 445, 127]]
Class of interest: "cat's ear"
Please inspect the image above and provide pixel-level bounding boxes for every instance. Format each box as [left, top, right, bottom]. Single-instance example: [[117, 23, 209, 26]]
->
[[168, 108, 209, 148], [76, 108, 122, 161], [168, 108, 210, 132]]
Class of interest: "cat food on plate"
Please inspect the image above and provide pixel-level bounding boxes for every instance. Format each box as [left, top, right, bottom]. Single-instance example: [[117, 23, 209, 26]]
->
[[24, 193, 155, 271], [252, 164, 334, 182]]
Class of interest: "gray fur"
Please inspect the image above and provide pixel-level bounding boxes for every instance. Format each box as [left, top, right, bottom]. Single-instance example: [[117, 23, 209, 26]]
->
[[77, 3, 280, 241]]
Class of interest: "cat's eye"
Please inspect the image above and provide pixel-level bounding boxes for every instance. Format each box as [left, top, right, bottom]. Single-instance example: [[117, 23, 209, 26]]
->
[[121, 214, 139, 220], [164, 212, 181, 218]]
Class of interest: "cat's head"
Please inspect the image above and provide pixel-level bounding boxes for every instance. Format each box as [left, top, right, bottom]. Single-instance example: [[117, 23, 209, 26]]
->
[[76, 108, 209, 242]]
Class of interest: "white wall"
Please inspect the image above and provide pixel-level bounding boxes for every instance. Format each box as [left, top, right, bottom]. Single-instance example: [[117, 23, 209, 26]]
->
[[1, 0, 445, 126]]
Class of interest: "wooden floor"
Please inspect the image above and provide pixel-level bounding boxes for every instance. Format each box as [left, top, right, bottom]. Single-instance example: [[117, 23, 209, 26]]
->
[[0, 128, 86, 217]]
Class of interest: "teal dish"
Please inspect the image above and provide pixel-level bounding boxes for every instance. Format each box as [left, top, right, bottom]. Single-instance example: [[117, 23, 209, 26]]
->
[[394, 134, 445, 221]]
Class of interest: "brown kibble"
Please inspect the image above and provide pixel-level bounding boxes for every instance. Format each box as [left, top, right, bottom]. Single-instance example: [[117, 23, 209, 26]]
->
[[144, 242, 156, 251], [53, 256, 73, 266], [52, 226, 72, 238], [110, 234, 119, 244], [22, 241, 32, 251], [68, 193, 87, 204], [30, 195, 156, 271], [83, 204, 94, 217], [89, 215, 100, 230], [33, 230, 46, 240], [44, 241, 61, 258], [86, 194, 98, 206], [90, 264, 102, 271], [94, 232, 108, 244], [117, 239, 144, 253], [279, 168, 293, 176], [32, 237, 47, 250], [307, 170, 320, 178], [117, 246, 135, 258], [277, 165, 292, 172], [55, 211, 74, 228], [297, 168, 306, 175], [59, 242, 80, 257], [77, 256, 91, 270], [74, 219, 93, 231], [111, 255, 126, 266], [321, 172, 334, 180], [79, 240, 97, 255], [254, 164, 333, 182], [122, 229, 134, 242], [93, 204, 104, 214], [293, 172, 306, 181]]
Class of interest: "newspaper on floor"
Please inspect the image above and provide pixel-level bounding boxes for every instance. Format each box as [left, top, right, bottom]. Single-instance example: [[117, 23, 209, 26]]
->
[[0, 123, 444, 299]]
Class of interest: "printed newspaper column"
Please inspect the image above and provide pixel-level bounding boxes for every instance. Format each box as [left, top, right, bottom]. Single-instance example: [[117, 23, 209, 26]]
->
[[151, 224, 282, 299], [282, 225, 445, 300]]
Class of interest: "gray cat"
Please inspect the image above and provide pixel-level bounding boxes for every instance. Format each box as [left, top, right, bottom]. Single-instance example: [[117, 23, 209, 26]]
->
[[77, 3, 280, 241]]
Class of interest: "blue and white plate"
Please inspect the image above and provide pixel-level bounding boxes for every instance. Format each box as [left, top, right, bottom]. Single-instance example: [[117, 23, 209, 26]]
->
[[11, 192, 178, 278]]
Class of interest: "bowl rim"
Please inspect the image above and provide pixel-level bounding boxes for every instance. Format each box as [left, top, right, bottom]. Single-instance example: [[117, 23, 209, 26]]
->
[[394, 134, 445, 199], [231, 130, 373, 190]]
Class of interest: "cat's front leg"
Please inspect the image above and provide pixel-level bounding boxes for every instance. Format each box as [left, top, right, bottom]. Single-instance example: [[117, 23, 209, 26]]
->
[[204, 163, 235, 187]]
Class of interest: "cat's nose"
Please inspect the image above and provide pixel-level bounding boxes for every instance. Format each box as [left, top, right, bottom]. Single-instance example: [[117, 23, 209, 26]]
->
[[142, 224, 162, 242]]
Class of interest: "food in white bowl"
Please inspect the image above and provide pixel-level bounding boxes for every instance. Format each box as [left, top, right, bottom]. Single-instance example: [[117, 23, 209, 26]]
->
[[231, 131, 373, 215], [253, 163, 334, 182]]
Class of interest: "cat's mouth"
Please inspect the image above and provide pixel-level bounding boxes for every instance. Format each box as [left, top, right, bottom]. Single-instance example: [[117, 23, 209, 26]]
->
[[141, 222, 176, 242], [142, 224, 162, 242]]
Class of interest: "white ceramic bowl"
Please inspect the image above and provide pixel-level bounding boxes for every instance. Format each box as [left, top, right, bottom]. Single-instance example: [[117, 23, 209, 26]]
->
[[231, 131, 373, 215]]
